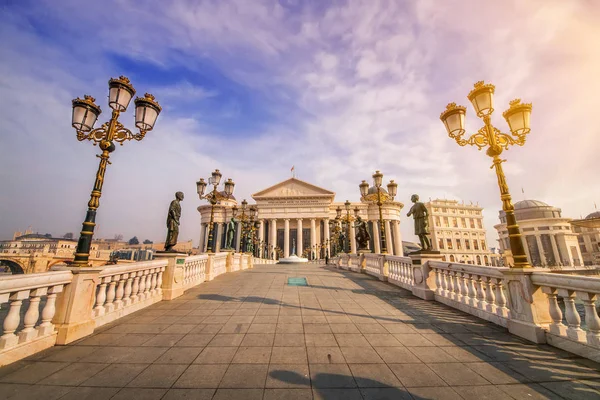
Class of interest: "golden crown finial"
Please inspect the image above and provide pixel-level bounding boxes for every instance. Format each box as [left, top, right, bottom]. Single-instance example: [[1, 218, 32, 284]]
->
[[144, 93, 155, 100], [509, 99, 521, 106], [474, 81, 485, 88], [83, 95, 96, 103], [118, 76, 131, 84]]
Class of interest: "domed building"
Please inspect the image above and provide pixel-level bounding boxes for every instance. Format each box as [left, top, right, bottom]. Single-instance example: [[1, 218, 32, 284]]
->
[[494, 199, 583, 267], [570, 211, 600, 266]]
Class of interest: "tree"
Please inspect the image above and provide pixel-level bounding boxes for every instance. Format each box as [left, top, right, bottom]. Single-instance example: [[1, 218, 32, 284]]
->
[[114, 234, 124, 241], [128, 236, 139, 245], [143, 239, 153, 244], [63, 232, 74, 239]]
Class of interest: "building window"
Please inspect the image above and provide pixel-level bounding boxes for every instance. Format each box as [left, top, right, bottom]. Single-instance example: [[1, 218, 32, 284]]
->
[[435, 217, 440, 227], [476, 255, 482, 265], [446, 238, 453, 250], [443, 217, 449, 227], [481, 240, 486, 250], [438, 238, 444, 250], [452, 218, 458, 228], [461, 218, 466, 228], [442, 208, 447, 213], [470, 219, 475, 229], [484, 255, 489, 265], [465, 240, 471, 250], [456, 239, 462, 250], [450, 255, 455, 262], [473, 240, 479, 250], [442, 255, 446, 261], [477, 219, 482, 229]]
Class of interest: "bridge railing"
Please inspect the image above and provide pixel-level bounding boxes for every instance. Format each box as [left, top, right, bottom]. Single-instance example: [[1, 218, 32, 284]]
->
[[0, 270, 73, 365], [328, 252, 600, 362], [0, 251, 256, 366]]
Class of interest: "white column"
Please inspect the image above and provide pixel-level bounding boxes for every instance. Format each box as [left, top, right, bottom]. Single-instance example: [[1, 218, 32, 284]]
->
[[324, 218, 330, 255], [259, 220, 265, 257], [535, 234, 547, 266], [284, 219, 290, 258], [385, 220, 392, 255], [199, 223, 206, 253], [310, 219, 317, 257], [235, 222, 242, 252], [204, 223, 210, 253], [350, 222, 357, 254], [373, 221, 381, 254], [393, 221, 403, 256], [297, 219, 303, 257], [550, 234, 560, 266], [216, 223, 223, 252], [271, 219, 277, 260]]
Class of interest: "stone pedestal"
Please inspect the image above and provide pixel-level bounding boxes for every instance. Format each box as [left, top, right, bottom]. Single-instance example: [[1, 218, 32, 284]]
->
[[409, 251, 442, 301], [502, 268, 552, 343], [51, 267, 103, 345], [154, 252, 188, 301]]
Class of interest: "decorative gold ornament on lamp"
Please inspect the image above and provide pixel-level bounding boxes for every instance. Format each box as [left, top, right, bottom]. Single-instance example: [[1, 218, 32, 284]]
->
[[71, 76, 161, 267], [440, 81, 532, 268]]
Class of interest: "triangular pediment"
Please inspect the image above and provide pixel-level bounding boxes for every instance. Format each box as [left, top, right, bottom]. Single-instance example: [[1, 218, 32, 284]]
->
[[252, 178, 335, 199]]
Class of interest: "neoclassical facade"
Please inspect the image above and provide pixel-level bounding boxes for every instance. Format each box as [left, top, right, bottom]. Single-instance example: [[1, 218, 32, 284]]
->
[[198, 178, 405, 258], [494, 199, 583, 267]]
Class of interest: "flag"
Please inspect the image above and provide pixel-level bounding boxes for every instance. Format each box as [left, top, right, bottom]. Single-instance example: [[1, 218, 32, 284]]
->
[[521, 187, 524, 194], [291, 166, 294, 172]]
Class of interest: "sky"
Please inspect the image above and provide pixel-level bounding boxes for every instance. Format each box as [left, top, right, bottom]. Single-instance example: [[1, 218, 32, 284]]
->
[[0, 0, 599, 248]]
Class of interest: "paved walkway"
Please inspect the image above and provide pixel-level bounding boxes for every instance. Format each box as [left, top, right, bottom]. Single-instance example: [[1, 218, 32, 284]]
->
[[1, 263, 599, 400]]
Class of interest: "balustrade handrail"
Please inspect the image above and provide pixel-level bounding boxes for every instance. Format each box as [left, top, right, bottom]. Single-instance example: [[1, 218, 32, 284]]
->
[[531, 272, 600, 293], [428, 260, 508, 278], [183, 254, 209, 263], [0, 271, 73, 293], [97, 259, 168, 278]]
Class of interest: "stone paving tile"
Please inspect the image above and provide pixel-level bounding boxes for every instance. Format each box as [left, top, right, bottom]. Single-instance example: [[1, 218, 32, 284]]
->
[[0, 383, 73, 400], [267, 364, 311, 388], [213, 388, 264, 400], [60, 386, 120, 400], [232, 346, 272, 363], [111, 387, 168, 399], [274, 333, 305, 346], [360, 387, 413, 400], [173, 364, 228, 388], [373, 346, 422, 364], [82, 363, 149, 387], [388, 363, 447, 387], [452, 384, 512, 399], [127, 364, 188, 388], [155, 347, 204, 364], [307, 346, 346, 364], [271, 346, 308, 364], [38, 362, 108, 386], [312, 388, 363, 400], [497, 383, 564, 399], [219, 364, 269, 388], [0, 361, 70, 384], [339, 346, 384, 363], [349, 363, 402, 388], [263, 388, 313, 400], [309, 364, 357, 388], [540, 381, 600, 399], [305, 333, 337, 347], [162, 388, 215, 400]]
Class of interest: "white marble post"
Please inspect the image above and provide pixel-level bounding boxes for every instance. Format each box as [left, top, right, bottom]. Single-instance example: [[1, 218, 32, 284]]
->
[[199, 223, 206, 253], [385, 220, 392, 255], [204, 224, 210, 253], [259, 220, 265, 257], [235, 222, 242, 252], [310, 219, 317, 252], [373, 221, 381, 254], [350, 222, 357, 254], [297, 219, 303, 256], [284, 219, 290, 258], [216, 223, 223, 252], [324, 218, 330, 256], [393, 221, 403, 256], [271, 219, 277, 260]]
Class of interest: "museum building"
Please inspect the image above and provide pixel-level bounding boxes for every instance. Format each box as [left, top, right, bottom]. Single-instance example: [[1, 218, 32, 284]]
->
[[197, 178, 405, 258]]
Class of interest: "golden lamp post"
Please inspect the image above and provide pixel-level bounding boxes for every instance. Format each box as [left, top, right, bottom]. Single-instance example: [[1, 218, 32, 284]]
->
[[359, 171, 398, 254], [71, 76, 162, 267], [338, 201, 360, 253], [440, 81, 532, 268], [196, 170, 235, 253]]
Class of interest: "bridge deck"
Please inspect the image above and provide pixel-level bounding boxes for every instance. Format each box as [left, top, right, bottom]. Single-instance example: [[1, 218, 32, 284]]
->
[[0, 263, 599, 400]]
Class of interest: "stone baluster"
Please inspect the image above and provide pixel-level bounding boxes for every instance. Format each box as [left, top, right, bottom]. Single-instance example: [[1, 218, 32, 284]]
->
[[38, 285, 62, 336], [105, 277, 117, 313], [94, 279, 108, 317], [131, 273, 140, 303], [0, 291, 28, 348], [542, 287, 566, 336], [144, 270, 152, 299], [485, 277, 496, 313], [157, 268, 164, 295], [460, 273, 470, 304], [494, 279, 509, 318], [19, 288, 45, 342], [578, 292, 600, 347], [434, 269, 442, 296], [138, 270, 147, 300], [114, 275, 125, 310], [446, 270, 454, 299], [560, 289, 587, 341], [441, 269, 449, 297], [467, 274, 477, 307], [123, 274, 133, 306], [476, 276, 486, 310]]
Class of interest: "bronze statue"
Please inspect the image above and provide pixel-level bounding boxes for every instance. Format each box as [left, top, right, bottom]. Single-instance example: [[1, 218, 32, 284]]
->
[[165, 191, 184, 252], [407, 194, 431, 251], [354, 216, 370, 251], [226, 217, 236, 249]]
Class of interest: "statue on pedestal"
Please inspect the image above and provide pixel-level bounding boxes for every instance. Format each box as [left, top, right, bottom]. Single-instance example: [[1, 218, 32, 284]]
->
[[407, 194, 431, 251], [354, 216, 370, 251], [165, 191, 184, 252], [291, 238, 296, 256], [226, 218, 236, 249]]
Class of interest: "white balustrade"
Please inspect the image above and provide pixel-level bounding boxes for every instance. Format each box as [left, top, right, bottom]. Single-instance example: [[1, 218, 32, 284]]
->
[[210, 253, 228, 280], [363, 254, 386, 280], [0, 271, 72, 359], [532, 273, 600, 350], [183, 255, 207, 289], [387, 255, 413, 290], [93, 260, 167, 328]]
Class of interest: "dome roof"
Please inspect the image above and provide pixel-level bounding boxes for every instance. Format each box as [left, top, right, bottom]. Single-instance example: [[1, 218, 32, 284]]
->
[[367, 186, 388, 196], [586, 211, 600, 219], [514, 200, 550, 209], [219, 191, 236, 201]]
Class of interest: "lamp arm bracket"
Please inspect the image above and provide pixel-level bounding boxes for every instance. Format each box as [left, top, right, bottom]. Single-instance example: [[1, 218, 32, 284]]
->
[[77, 123, 109, 143], [455, 127, 488, 150], [113, 121, 146, 145]]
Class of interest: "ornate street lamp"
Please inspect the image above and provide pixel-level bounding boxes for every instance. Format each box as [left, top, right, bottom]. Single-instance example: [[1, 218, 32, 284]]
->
[[359, 171, 397, 254], [71, 76, 161, 267], [197, 170, 235, 253], [440, 81, 532, 268]]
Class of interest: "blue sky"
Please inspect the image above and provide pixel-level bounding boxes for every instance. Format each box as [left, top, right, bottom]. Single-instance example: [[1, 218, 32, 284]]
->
[[0, 0, 599, 247]]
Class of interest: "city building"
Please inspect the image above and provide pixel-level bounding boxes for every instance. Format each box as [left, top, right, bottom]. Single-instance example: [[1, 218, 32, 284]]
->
[[570, 211, 600, 266], [494, 199, 583, 267], [198, 177, 405, 258], [425, 199, 497, 266]]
